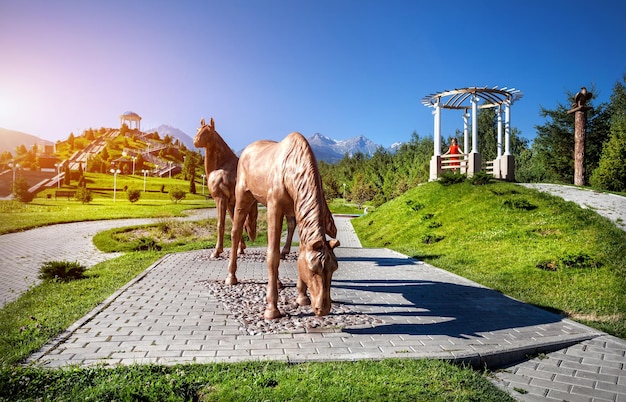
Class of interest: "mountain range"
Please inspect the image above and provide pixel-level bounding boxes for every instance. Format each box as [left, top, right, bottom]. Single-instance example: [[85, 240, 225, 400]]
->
[[0, 128, 54, 155], [1, 125, 392, 164], [146, 125, 391, 163]]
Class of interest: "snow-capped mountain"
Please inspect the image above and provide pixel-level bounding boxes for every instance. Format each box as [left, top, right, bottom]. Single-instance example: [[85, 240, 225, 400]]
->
[[307, 133, 385, 163], [145, 124, 195, 151], [143, 125, 392, 164]]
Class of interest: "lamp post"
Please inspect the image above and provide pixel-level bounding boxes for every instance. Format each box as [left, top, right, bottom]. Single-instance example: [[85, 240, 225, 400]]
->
[[168, 161, 173, 178], [132, 156, 136, 176], [201, 174, 206, 195], [141, 169, 149, 192], [55, 163, 61, 189], [8, 162, 20, 192], [110, 168, 121, 202]]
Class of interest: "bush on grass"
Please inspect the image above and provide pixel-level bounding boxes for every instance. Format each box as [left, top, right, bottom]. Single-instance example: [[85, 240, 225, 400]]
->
[[75, 187, 93, 204], [438, 171, 466, 185], [169, 188, 186, 203], [38, 261, 87, 282], [468, 171, 492, 186], [127, 189, 141, 203]]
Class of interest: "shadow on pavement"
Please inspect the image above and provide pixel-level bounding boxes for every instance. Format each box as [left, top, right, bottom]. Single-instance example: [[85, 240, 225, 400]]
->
[[333, 279, 563, 338]]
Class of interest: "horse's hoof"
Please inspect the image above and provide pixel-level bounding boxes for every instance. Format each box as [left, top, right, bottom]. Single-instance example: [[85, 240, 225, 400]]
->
[[263, 308, 282, 320], [225, 275, 238, 285], [211, 250, 222, 258], [237, 248, 245, 256], [296, 295, 311, 306]]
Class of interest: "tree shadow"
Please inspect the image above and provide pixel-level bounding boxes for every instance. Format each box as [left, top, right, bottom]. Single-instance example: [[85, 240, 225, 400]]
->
[[332, 279, 563, 338]]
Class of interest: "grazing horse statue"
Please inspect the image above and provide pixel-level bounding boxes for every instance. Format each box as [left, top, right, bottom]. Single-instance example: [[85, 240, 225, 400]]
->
[[193, 118, 255, 258], [227, 132, 340, 319], [193, 118, 296, 258]]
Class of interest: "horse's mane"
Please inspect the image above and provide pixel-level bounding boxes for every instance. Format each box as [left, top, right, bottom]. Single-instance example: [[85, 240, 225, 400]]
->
[[280, 134, 334, 245], [198, 125, 238, 169]]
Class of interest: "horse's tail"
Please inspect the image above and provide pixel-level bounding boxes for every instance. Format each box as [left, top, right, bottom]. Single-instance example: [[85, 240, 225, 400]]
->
[[244, 202, 258, 242]]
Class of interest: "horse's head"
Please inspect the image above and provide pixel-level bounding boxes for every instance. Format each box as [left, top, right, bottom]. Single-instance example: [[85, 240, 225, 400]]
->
[[193, 117, 215, 149], [298, 238, 340, 316]]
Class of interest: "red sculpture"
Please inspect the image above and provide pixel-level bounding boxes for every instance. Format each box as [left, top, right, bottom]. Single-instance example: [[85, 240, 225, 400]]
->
[[227, 132, 339, 319]]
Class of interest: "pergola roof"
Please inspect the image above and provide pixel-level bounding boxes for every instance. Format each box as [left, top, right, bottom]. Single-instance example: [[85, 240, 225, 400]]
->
[[421, 86, 523, 110]]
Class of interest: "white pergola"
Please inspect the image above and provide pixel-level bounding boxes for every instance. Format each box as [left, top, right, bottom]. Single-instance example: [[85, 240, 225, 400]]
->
[[421, 86, 523, 181]]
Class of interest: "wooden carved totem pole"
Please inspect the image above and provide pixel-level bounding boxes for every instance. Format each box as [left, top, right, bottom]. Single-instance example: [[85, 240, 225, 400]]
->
[[568, 87, 592, 186]]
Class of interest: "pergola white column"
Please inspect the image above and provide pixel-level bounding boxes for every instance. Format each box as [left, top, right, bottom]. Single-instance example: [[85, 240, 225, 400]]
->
[[433, 99, 442, 156], [462, 109, 470, 156], [471, 95, 478, 154], [504, 101, 511, 155], [497, 105, 503, 158]]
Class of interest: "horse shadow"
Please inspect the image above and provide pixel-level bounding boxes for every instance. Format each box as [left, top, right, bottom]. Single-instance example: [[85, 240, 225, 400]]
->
[[331, 278, 564, 339]]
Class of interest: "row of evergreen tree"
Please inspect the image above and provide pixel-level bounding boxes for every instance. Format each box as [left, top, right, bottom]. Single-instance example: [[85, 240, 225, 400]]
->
[[319, 73, 626, 206]]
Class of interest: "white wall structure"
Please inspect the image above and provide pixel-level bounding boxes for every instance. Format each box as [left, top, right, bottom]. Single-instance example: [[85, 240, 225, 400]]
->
[[421, 86, 523, 181]]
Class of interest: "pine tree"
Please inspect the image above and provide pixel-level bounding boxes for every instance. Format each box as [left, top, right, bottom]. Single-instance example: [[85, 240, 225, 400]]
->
[[590, 73, 626, 191]]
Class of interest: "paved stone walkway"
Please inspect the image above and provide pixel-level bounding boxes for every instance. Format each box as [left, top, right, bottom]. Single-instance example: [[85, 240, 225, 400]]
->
[[0, 209, 214, 308], [2, 184, 626, 401]]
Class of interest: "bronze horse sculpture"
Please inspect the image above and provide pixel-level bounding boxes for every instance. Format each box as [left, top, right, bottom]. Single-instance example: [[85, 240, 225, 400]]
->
[[193, 118, 253, 258], [193, 118, 296, 258], [227, 132, 340, 319]]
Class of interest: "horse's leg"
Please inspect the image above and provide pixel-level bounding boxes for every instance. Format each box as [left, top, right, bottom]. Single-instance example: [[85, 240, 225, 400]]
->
[[212, 196, 227, 258], [227, 202, 246, 255], [226, 194, 255, 285], [280, 216, 296, 258], [296, 273, 311, 306], [264, 208, 283, 319]]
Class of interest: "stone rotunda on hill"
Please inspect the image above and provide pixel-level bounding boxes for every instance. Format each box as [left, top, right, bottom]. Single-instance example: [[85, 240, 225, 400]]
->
[[119, 111, 141, 131]]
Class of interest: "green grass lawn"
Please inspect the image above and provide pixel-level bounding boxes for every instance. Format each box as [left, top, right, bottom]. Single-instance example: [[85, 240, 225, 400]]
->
[[0, 172, 213, 234], [352, 180, 626, 338], [4, 178, 622, 400], [0, 359, 512, 401]]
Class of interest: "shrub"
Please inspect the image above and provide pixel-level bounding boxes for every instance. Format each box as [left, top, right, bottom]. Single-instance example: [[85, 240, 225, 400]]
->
[[169, 188, 186, 203], [406, 200, 425, 212], [12, 177, 34, 203], [468, 171, 492, 186], [38, 260, 86, 282], [75, 187, 93, 204], [132, 237, 162, 251], [421, 233, 444, 244], [536, 253, 601, 271], [502, 198, 537, 210], [438, 172, 465, 185], [127, 189, 141, 203]]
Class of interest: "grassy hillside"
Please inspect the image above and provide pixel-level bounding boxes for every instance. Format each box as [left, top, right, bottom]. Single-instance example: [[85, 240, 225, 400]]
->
[[352, 180, 626, 338]]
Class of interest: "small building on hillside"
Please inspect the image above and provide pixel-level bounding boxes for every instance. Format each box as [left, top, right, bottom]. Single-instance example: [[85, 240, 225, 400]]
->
[[120, 111, 142, 131]]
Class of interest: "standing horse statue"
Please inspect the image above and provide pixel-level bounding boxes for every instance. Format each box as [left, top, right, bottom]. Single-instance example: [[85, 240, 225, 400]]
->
[[227, 132, 340, 319], [193, 118, 296, 258], [193, 118, 254, 258]]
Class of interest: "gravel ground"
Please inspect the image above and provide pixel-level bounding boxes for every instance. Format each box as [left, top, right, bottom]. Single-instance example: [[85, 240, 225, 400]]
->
[[200, 249, 381, 335]]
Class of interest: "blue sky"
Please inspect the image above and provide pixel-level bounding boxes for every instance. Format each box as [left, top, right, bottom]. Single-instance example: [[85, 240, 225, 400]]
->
[[1, 0, 625, 152]]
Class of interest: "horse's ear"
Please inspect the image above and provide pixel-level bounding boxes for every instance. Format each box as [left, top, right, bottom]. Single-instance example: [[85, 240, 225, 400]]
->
[[200, 118, 205, 126], [210, 117, 215, 129]]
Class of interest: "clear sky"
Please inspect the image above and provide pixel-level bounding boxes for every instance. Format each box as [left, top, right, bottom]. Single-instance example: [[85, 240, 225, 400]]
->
[[1, 0, 625, 152]]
